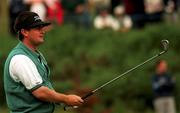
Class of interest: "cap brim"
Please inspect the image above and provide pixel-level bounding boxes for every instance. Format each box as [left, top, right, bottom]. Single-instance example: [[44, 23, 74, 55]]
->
[[29, 21, 51, 28]]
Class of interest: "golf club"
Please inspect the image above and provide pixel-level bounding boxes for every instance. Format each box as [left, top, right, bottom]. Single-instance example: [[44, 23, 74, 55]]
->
[[64, 39, 169, 111]]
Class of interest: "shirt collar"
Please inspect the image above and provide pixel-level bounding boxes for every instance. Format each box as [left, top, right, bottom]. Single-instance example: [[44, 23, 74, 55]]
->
[[17, 41, 40, 58]]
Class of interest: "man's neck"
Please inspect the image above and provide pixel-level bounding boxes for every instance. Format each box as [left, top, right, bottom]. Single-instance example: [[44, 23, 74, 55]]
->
[[22, 40, 37, 52]]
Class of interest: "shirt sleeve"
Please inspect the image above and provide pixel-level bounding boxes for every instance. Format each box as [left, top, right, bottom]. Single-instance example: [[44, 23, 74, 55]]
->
[[9, 55, 43, 90]]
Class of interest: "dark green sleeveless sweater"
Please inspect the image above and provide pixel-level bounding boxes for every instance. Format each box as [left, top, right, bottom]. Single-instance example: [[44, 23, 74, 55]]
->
[[4, 42, 55, 113]]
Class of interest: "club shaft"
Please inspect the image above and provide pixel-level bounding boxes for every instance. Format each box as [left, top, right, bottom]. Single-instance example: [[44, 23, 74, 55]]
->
[[92, 51, 166, 93], [64, 50, 166, 110]]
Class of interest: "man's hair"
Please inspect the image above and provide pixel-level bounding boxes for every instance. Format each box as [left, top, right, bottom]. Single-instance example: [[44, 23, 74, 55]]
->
[[17, 28, 30, 41], [18, 31, 24, 41], [17, 31, 25, 41]]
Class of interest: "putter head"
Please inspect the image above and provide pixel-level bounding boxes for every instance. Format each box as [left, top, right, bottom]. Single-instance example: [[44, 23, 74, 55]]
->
[[161, 40, 169, 52]]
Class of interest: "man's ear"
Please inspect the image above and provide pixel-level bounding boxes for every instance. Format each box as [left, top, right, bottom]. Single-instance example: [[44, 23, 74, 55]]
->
[[20, 29, 28, 37]]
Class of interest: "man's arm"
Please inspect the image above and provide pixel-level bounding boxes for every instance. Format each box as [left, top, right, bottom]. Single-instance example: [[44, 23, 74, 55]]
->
[[32, 86, 83, 106], [10, 55, 83, 106]]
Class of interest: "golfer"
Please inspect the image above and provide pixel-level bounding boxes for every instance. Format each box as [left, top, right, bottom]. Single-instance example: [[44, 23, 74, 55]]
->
[[4, 11, 83, 113]]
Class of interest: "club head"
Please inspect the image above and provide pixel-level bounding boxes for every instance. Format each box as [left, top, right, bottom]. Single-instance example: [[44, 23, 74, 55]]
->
[[161, 40, 169, 52]]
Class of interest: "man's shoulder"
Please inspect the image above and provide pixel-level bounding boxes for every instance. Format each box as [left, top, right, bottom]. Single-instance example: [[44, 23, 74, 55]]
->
[[8, 48, 25, 58], [9, 42, 27, 55], [6, 45, 27, 63]]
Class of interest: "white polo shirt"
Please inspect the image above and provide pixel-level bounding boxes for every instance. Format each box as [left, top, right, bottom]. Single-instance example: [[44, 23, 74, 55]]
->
[[9, 55, 43, 90]]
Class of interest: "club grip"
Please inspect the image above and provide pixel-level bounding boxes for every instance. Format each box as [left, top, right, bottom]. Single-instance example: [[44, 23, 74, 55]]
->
[[64, 91, 94, 111], [81, 91, 94, 100]]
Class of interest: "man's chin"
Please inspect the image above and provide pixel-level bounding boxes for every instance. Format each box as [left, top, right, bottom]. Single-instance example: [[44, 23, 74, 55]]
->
[[39, 40, 44, 45], [35, 40, 44, 46]]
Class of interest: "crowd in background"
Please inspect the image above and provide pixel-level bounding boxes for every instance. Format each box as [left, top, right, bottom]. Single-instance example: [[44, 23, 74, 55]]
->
[[8, 0, 179, 35]]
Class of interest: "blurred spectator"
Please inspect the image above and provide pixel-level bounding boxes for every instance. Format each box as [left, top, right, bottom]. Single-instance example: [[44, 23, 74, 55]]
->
[[164, 0, 178, 12], [8, 0, 29, 36], [88, 0, 111, 17], [61, 0, 91, 28], [45, 0, 64, 25], [94, 6, 119, 31], [123, 0, 146, 29], [163, 0, 178, 23], [110, 0, 123, 14], [90, 0, 111, 9], [152, 60, 176, 113], [25, 0, 64, 25], [24, 0, 46, 20], [92, 0, 110, 6], [114, 5, 132, 32], [144, 0, 164, 23]]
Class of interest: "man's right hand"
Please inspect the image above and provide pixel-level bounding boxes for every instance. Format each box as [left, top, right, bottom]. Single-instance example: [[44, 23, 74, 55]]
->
[[32, 86, 84, 106], [65, 95, 84, 106]]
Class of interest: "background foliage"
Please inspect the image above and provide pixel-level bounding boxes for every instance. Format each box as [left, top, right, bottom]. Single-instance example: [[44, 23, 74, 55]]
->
[[0, 23, 180, 113]]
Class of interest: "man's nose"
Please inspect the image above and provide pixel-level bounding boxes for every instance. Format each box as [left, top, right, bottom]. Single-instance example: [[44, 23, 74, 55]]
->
[[40, 28, 45, 34]]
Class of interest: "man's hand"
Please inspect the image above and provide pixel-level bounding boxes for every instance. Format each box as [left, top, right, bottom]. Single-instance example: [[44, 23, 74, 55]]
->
[[65, 95, 84, 106], [32, 86, 84, 106]]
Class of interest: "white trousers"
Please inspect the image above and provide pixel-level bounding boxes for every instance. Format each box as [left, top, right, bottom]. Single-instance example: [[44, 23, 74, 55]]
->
[[154, 96, 176, 113]]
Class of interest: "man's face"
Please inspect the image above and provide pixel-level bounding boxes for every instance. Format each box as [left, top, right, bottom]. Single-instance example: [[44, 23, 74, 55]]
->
[[27, 26, 46, 46]]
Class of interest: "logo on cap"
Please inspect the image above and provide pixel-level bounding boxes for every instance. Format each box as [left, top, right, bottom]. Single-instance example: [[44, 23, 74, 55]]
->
[[34, 16, 41, 21]]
